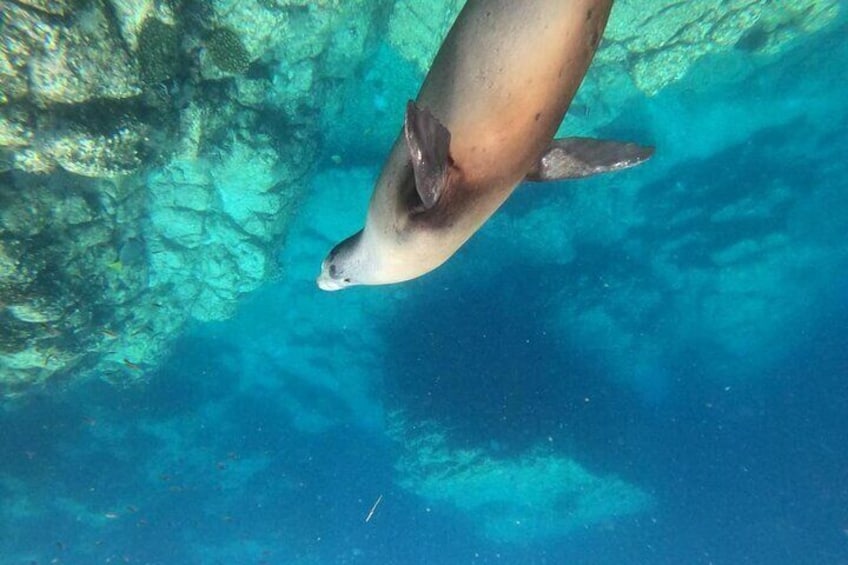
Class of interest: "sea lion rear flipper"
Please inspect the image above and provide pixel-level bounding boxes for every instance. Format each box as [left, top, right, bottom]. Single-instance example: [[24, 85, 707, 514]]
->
[[404, 101, 452, 209], [525, 137, 654, 182]]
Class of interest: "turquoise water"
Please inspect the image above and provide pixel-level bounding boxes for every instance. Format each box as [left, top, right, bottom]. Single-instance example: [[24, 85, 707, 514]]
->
[[2, 7, 848, 565]]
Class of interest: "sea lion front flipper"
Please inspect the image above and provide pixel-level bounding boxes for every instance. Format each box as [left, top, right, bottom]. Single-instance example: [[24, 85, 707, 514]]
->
[[525, 138, 654, 182], [404, 100, 452, 209]]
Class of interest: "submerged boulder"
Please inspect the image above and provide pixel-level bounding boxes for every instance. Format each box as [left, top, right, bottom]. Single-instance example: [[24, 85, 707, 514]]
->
[[387, 412, 652, 543]]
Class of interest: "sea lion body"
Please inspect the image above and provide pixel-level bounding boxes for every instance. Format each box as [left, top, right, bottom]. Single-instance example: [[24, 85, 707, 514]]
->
[[318, 0, 651, 290]]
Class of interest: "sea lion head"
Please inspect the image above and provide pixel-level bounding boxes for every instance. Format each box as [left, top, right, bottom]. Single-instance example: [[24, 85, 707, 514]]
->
[[317, 230, 370, 291]]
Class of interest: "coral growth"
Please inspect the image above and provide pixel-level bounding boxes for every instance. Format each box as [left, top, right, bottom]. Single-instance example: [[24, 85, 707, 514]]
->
[[138, 18, 180, 85], [205, 27, 251, 74]]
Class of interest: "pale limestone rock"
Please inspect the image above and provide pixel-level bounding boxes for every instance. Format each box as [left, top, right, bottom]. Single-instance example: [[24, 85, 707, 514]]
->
[[12, 0, 75, 15], [0, 2, 57, 103], [211, 141, 285, 240], [149, 207, 207, 248], [207, 0, 289, 65], [108, 0, 176, 51], [386, 0, 840, 96], [387, 0, 463, 72], [47, 125, 146, 178], [148, 160, 214, 212], [27, 2, 141, 106], [0, 108, 33, 148]]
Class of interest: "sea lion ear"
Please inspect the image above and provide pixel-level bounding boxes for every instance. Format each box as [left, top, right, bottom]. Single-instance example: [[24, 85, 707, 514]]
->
[[525, 137, 654, 181], [404, 100, 452, 209]]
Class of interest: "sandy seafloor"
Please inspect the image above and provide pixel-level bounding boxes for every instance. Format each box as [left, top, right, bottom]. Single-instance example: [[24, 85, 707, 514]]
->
[[2, 11, 848, 565]]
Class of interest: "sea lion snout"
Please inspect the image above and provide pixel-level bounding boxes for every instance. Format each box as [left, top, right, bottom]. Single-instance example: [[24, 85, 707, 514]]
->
[[316, 259, 343, 291], [316, 272, 345, 291], [317, 230, 364, 291], [317, 253, 347, 291]]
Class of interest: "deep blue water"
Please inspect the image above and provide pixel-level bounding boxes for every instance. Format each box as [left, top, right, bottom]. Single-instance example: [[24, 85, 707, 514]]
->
[[2, 12, 848, 565]]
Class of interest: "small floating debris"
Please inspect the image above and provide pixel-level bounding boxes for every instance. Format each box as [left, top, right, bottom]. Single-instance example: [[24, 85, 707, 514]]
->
[[364, 494, 383, 523]]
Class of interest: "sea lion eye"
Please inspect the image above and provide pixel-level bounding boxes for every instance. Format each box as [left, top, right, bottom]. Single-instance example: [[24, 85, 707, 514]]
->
[[343, 278, 351, 283], [329, 265, 338, 277]]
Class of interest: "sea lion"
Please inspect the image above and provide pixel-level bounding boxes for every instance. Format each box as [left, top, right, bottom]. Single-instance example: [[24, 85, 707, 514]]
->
[[317, 0, 653, 291]]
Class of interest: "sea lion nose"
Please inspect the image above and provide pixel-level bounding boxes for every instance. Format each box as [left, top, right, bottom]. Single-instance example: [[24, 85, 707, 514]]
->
[[316, 274, 343, 291], [317, 258, 343, 291]]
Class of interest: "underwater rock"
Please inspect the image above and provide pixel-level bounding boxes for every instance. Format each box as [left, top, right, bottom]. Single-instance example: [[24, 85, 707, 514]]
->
[[387, 412, 652, 544], [1, 1, 153, 178], [233, 77, 272, 109], [385, 0, 840, 97], [0, 0, 176, 178], [108, 0, 174, 53], [197, 1, 281, 80], [132, 0, 377, 329], [211, 0, 283, 57], [47, 123, 147, 178], [6, 116, 148, 178], [13, 0, 76, 16], [0, 170, 152, 390], [386, 0, 464, 72], [211, 141, 289, 240], [319, 0, 385, 78], [26, 1, 141, 106], [148, 159, 212, 213], [266, 59, 315, 118], [204, 0, 385, 74], [603, 0, 840, 95], [174, 102, 205, 159], [0, 3, 54, 104], [146, 138, 296, 322], [0, 107, 33, 149]]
